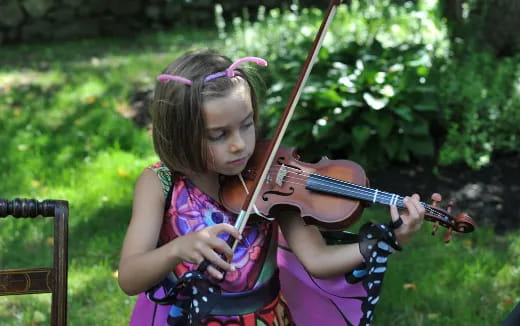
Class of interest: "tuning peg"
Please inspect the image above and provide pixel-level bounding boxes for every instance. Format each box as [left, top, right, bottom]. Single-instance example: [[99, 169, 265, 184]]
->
[[431, 193, 442, 205], [430, 193, 442, 237], [443, 226, 453, 243]]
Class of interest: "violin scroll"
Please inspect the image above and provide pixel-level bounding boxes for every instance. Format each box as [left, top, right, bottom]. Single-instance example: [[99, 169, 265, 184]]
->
[[454, 213, 476, 233], [426, 193, 476, 243]]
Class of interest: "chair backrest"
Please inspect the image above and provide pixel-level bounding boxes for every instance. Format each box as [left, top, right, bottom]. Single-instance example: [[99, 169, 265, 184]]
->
[[0, 198, 69, 326]]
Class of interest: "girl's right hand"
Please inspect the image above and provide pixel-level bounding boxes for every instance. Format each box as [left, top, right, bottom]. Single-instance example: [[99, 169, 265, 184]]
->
[[171, 223, 242, 280]]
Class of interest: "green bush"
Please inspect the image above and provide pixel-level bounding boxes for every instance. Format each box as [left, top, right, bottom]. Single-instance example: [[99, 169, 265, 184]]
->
[[217, 1, 447, 169], [435, 50, 520, 168], [216, 0, 520, 170]]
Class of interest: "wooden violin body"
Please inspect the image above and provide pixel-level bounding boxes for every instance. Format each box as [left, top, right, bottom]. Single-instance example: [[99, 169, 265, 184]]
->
[[221, 141, 368, 229], [221, 141, 476, 241]]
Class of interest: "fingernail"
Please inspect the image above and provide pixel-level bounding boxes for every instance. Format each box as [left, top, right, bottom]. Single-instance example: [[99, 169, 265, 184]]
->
[[230, 265, 236, 272]]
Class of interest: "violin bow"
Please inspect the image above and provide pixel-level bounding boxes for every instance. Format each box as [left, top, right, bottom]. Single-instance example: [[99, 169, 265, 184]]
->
[[231, 0, 343, 247], [197, 0, 342, 273]]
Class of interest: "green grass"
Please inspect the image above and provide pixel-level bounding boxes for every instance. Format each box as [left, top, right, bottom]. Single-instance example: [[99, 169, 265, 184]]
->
[[1, 21, 518, 326], [0, 28, 220, 326], [352, 206, 519, 326]]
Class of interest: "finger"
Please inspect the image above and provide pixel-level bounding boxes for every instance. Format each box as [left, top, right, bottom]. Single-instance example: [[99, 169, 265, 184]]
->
[[206, 265, 225, 280], [210, 237, 234, 261], [413, 198, 426, 218], [202, 247, 235, 272], [390, 204, 399, 221], [409, 194, 425, 218], [187, 253, 204, 265], [403, 196, 419, 221], [211, 223, 242, 241]]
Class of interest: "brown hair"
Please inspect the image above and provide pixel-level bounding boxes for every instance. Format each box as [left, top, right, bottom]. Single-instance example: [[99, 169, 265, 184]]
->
[[151, 49, 262, 173]]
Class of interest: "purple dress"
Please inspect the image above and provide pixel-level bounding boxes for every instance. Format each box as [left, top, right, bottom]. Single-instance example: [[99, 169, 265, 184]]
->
[[278, 233, 367, 325], [129, 162, 293, 326]]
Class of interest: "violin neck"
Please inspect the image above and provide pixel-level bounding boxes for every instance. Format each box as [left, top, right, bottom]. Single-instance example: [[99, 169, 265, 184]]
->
[[306, 173, 406, 207], [305, 173, 449, 223]]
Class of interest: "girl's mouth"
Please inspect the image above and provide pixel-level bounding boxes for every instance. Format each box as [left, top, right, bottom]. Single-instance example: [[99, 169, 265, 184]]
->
[[229, 157, 247, 166]]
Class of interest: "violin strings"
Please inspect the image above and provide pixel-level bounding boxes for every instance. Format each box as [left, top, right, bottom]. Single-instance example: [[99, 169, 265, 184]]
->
[[257, 165, 448, 222], [262, 164, 392, 201], [295, 171, 447, 221], [271, 171, 447, 222]]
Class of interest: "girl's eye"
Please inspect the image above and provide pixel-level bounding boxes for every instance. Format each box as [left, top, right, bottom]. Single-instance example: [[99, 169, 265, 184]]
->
[[242, 120, 254, 129], [208, 119, 253, 141], [208, 131, 225, 141]]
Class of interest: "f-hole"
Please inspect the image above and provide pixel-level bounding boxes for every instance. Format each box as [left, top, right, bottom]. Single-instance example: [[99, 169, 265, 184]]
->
[[261, 157, 302, 201]]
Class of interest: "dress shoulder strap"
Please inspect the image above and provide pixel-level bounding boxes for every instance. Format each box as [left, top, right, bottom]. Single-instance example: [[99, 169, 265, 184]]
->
[[148, 162, 173, 198], [148, 163, 176, 214]]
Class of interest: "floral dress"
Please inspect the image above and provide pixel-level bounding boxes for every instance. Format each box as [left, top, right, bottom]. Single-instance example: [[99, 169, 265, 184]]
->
[[130, 162, 293, 326]]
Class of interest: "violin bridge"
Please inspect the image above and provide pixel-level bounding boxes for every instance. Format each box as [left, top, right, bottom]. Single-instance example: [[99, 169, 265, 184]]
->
[[265, 174, 272, 184], [276, 164, 288, 186]]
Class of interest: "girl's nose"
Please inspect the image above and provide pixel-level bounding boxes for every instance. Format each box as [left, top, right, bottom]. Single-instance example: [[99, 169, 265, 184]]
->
[[230, 132, 245, 152]]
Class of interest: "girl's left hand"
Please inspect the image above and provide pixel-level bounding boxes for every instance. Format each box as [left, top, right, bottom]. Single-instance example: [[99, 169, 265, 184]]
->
[[390, 193, 425, 247]]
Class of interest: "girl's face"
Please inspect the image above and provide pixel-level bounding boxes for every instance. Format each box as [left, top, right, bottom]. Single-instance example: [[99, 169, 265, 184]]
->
[[202, 82, 256, 176]]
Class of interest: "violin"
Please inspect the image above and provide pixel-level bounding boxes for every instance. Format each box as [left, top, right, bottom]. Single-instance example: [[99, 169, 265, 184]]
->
[[220, 140, 476, 243], [213, 0, 475, 245], [196, 0, 474, 276]]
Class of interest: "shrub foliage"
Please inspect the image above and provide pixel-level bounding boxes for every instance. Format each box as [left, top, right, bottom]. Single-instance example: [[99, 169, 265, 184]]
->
[[217, 0, 520, 170]]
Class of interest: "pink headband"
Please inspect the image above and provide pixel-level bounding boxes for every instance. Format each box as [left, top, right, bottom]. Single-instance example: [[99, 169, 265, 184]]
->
[[157, 56, 267, 86]]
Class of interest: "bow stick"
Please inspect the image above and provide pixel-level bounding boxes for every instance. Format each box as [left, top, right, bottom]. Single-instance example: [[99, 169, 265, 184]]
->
[[229, 0, 342, 251], [197, 0, 343, 273]]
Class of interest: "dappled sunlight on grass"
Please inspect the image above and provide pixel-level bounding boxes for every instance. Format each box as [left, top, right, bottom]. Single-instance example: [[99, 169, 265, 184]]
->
[[359, 204, 517, 324], [342, 205, 518, 324], [67, 261, 134, 325], [34, 150, 155, 222], [375, 217, 518, 325], [1, 29, 212, 324], [0, 148, 154, 324], [0, 218, 54, 269], [0, 70, 65, 91]]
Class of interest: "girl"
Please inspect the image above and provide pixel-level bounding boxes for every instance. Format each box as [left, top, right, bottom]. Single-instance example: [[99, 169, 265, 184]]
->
[[118, 49, 426, 326]]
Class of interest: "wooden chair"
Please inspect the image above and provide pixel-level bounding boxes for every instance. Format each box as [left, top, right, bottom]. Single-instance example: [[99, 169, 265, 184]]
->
[[0, 198, 68, 326]]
